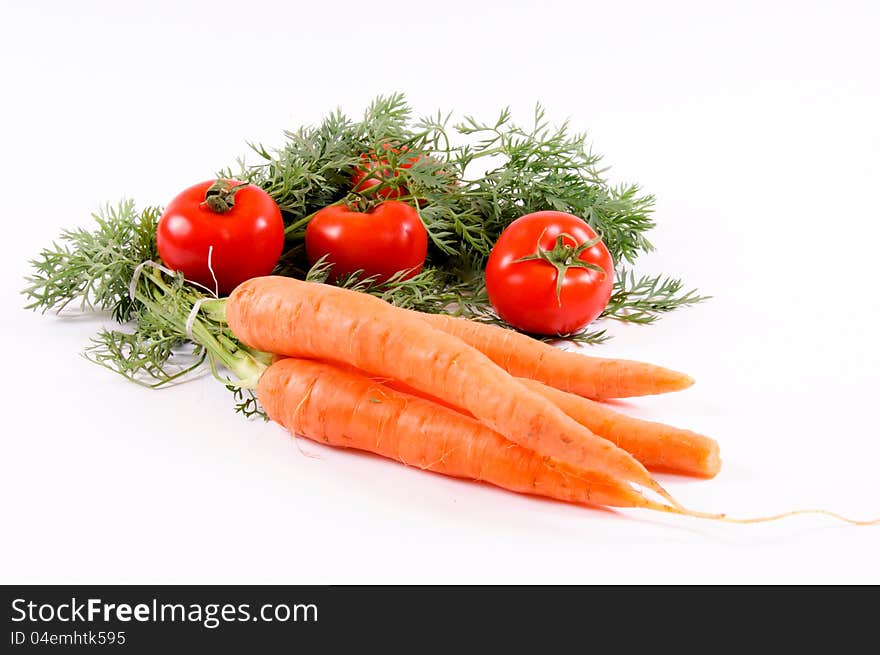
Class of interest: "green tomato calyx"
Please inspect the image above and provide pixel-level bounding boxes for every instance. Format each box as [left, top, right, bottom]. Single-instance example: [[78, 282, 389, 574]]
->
[[203, 179, 249, 214], [514, 231, 607, 306]]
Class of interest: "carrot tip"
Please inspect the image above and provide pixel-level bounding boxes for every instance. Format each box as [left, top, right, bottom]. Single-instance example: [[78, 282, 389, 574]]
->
[[700, 443, 723, 478], [663, 371, 695, 392], [653, 369, 695, 395]]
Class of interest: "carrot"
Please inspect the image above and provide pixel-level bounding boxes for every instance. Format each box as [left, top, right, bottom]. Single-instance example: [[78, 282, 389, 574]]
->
[[226, 276, 674, 503], [259, 358, 878, 524], [518, 378, 721, 477], [258, 357, 656, 509], [377, 372, 720, 478], [410, 312, 694, 399]]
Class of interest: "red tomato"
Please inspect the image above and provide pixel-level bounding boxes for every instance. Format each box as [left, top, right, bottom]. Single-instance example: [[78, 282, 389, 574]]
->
[[305, 201, 428, 283], [485, 211, 614, 335], [351, 145, 419, 200], [156, 179, 284, 295]]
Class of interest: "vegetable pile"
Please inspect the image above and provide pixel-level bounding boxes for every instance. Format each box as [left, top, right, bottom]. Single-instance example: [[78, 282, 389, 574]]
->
[[24, 94, 875, 521]]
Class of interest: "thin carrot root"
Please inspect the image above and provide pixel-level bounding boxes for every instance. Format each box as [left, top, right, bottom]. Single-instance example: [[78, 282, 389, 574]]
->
[[645, 478, 688, 512], [645, 480, 686, 510], [637, 498, 880, 525]]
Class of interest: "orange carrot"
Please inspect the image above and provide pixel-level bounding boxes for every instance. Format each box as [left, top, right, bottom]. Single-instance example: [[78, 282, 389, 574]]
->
[[410, 312, 694, 399], [258, 357, 877, 525], [518, 378, 721, 477], [259, 357, 656, 509], [377, 372, 720, 478], [226, 276, 673, 502]]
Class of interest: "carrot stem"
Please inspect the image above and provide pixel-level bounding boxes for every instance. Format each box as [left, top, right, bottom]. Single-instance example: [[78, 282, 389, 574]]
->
[[135, 270, 268, 388]]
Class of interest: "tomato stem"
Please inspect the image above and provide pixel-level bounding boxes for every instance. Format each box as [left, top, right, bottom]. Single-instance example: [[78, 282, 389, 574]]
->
[[514, 231, 607, 306], [202, 179, 248, 213]]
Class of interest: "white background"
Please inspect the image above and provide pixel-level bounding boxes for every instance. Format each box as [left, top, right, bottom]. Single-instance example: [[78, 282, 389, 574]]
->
[[2, 0, 879, 584]]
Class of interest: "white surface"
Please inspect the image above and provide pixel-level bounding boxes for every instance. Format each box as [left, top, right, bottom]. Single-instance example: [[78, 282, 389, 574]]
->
[[2, 0, 879, 584]]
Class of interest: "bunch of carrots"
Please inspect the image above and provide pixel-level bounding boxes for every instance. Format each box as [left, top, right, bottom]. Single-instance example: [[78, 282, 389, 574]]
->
[[224, 275, 721, 516]]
